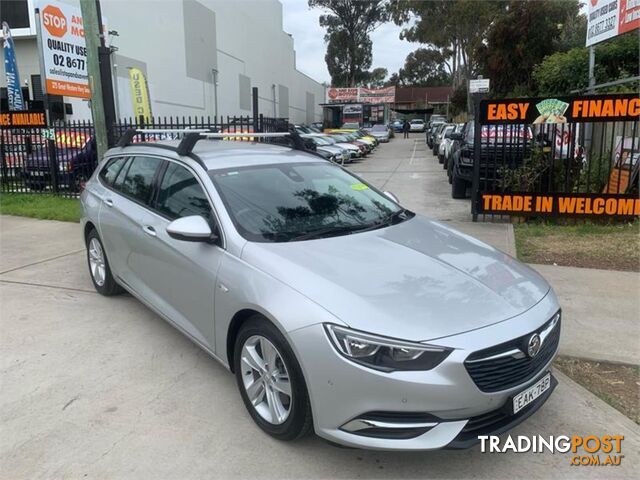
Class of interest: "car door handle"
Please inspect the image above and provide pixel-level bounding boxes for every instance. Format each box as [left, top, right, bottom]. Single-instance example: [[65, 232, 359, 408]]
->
[[103, 198, 113, 207], [142, 225, 156, 237]]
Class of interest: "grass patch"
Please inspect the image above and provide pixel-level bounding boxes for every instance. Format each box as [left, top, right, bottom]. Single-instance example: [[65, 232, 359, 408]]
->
[[0, 193, 80, 223], [555, 356, 639, 424], [514, 221, 640, 271]]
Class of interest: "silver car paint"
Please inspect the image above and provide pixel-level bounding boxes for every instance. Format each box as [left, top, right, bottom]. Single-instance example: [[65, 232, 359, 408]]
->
[[81, 141, 560, 450]]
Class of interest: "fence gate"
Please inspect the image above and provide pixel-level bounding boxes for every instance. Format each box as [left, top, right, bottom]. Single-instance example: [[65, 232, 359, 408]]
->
[[471, 93, 639, 222]]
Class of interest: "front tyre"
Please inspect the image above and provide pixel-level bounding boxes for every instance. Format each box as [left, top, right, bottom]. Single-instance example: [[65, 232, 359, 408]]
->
[[234, 316, 312, 441], [86, 229, 123, 296]]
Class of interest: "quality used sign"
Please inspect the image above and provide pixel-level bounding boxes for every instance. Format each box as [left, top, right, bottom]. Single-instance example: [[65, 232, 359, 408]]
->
[[38, 1, 107, 99], [479, 93, 640, 125]]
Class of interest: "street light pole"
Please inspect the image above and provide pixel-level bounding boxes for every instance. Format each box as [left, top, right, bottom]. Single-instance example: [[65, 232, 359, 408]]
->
[[79, 0, 108, 160]]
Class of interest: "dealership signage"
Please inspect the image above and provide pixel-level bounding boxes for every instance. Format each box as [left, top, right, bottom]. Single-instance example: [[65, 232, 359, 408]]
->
[[469, 78, 490, 94], [586, 0, 640, 46], [0, 110, 47, 128], [479, 93, 640, 125], [326, 86, 395, 104], [478, 193, 640, 219], [37, 0, 107, 99]]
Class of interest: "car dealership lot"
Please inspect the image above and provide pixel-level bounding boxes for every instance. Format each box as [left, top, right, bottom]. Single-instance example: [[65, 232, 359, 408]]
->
[[1, 137, 639, 478]]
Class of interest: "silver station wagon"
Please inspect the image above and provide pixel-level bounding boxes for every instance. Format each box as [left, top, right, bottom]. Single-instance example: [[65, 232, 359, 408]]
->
[[80, 130, 561, 450]]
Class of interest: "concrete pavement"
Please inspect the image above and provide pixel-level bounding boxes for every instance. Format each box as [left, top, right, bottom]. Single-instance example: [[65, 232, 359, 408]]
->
[[1, 135, 639, 478]]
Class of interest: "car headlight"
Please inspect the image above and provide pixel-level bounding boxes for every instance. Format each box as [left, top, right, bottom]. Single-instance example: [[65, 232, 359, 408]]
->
[[324, 324, 452, 372], [460, 154, 473, 166]]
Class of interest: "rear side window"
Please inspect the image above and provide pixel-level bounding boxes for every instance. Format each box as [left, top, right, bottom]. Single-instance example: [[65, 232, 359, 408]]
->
[[120, 156, 162, 204], [155, 163, 211, 221], [99, 157, 126, 186]]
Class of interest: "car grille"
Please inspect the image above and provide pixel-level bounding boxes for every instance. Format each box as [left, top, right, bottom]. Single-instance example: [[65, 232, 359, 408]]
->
[[464, 312, 561, 393]]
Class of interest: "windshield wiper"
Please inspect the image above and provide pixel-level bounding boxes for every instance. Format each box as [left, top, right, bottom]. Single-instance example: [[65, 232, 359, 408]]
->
[[355, 208, 411, 233], [287, 224, 368, 242]]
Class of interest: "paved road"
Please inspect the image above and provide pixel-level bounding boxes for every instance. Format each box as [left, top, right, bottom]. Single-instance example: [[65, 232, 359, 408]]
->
[[2, 173, 639, 477]]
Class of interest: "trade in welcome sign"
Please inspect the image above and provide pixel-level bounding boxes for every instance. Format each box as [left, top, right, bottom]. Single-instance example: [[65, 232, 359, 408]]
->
[[37, 0, 106, 99]]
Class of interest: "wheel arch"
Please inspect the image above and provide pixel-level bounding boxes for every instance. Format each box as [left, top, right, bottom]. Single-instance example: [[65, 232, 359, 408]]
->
[[84, 221, 97, 245]]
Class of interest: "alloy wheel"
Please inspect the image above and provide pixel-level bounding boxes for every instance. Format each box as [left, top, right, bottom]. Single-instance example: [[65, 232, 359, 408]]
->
[[240, 335, 292, 425], [88, 238, 106, 286]]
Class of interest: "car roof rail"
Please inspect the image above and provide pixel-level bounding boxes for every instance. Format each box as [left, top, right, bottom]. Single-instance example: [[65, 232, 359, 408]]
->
[[116, 128, 215, 148], [115, 126, 325, 166], [176, 126, 309, 156]]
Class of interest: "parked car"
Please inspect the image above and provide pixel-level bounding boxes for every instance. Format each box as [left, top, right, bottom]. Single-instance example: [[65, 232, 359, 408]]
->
[[409, 119, 426, 132], [427, 121, 445, 148], [364, 124, 390, 143], [443, 123, 466, 171], [81, 131, 560, 450], [341, 122, 361, 130], [306, 133, 362, 159], [23, 133, 97, 192], [437, 124, 457, 163], [390, 120, 404, 133], [431, 123, 449, 156], [449, 124, 533, 199], [300, 135, 351, 164]]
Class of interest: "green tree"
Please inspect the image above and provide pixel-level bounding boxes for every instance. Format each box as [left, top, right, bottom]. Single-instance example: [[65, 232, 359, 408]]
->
[[394, 48, 451, 87], [389, 0, 502, 85], [365, 67, 389, 88], [477, 0, 582, 96], [533, 32, 640, 96], [310, 0, 389, 87]]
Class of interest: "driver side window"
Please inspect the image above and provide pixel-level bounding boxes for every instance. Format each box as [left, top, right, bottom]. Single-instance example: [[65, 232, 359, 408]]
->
[[156, 162, 212, 222]]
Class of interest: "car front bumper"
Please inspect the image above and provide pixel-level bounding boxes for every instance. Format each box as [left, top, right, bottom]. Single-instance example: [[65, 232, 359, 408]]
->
[[288, 290, 560, 450]]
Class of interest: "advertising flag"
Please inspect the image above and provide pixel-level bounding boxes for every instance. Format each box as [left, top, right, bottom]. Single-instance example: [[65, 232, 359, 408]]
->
[[128, 67, 152, 121], [2, 22, 26, 110]]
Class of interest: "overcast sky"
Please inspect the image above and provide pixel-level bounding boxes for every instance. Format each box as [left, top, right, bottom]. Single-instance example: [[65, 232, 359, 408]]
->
[[280, 0, 417, 84]]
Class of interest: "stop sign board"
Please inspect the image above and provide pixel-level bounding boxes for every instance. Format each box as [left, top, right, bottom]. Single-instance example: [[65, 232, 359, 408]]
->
[[37, 1, 106, 99], [42, 5, 67, 38]]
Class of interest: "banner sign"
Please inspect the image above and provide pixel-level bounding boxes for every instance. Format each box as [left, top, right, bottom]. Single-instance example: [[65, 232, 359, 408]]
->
[[326, 86, 396, 104], [37, 1, 107, 99], [327, 88, 358, 102], [586, 0, 640, 46], [359, 86, 395, 104], [478, 193, 640, 218], [0, 110, 47, 128], [2, 22, 26, 110], [479, 93, 640, 125], [343, 104, 363, 115], [128, 67, 152, 121]]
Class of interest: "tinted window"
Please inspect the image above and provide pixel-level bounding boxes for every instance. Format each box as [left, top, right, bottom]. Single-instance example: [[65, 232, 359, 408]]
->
[[156, 163, 212, 221], [120, 157, 162, 204], [99, 157, 126, 186], [210, 162, 406, 242]]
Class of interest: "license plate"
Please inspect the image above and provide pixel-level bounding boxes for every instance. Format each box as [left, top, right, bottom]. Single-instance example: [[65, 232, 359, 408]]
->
[[512, 373, 551, 414]]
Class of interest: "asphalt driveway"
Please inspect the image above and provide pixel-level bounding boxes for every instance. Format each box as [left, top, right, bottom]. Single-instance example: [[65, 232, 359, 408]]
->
[[1, 137, 639, 478]]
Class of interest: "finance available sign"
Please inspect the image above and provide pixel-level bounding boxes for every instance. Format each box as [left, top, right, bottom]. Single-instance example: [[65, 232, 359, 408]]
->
[[38, 1, 106, 99], [586, 0, 640, 46]]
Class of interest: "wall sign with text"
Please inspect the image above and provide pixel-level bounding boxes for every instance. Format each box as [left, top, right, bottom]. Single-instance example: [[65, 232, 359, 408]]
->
[[479, 94, 640, 125], [0, 110, 47, 128], [478, 193, 640, 219]]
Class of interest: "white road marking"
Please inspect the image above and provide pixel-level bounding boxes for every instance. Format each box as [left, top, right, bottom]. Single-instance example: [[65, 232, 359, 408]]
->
[[408, 139, 419, 165]]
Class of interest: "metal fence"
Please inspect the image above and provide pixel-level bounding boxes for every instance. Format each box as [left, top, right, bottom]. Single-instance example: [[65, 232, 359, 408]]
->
[[471, 120, 640, 221], [1, 115, 290, 197]]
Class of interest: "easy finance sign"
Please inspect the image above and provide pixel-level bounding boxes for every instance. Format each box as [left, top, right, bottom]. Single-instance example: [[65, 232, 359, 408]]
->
[[38, 1, 106, 99]]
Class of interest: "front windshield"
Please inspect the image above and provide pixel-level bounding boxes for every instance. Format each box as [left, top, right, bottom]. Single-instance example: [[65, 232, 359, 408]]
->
[[371, 125, 386, 131], [210, 162, 411, 242]]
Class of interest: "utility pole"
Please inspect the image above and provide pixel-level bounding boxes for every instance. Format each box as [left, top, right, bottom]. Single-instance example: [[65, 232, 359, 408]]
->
[[80, 0, 108, 160]]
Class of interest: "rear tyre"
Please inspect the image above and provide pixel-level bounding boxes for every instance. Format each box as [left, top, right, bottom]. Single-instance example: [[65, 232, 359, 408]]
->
[[234, 316, 313, 441], [86, 229, 123, 296], [451, 175, 468, 199]]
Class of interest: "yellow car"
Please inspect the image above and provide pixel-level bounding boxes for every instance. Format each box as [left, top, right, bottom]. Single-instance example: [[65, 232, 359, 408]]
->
[[325, 129, 378, 147]]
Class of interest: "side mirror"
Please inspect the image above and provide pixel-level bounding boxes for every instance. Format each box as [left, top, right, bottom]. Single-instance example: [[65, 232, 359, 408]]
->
[[167, 215, 216, 243], [383, 191, 400, 204], [449, 132, 463, 141]]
